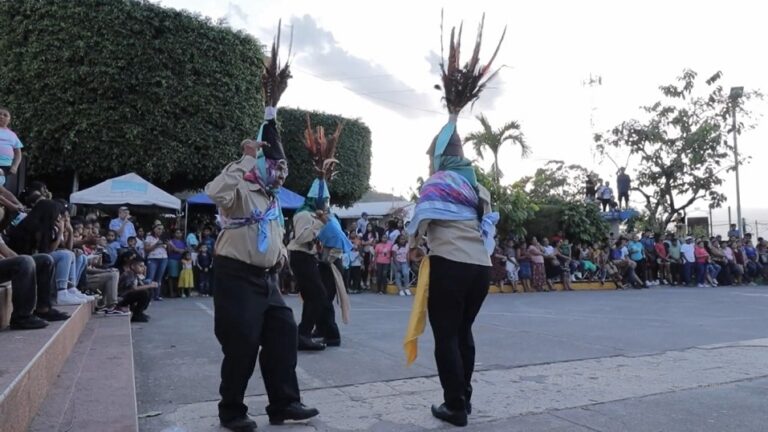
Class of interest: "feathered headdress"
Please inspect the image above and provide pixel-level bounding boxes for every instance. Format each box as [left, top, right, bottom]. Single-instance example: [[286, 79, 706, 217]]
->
[[261, 19, 293, 109], [429, 11, 506, 185], [246, 20, 293, 190], [302, 114, 345, 210], [438, 12, 506, 115]]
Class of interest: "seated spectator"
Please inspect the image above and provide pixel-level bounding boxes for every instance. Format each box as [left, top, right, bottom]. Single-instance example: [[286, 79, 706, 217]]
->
[[610, 238, 643, 288], [105, 230, 121, 265], [0, 235, 69, 329], [86, 263, 125, 315], [117, 256, 154, 322], [0, 167, 26, 227], [7, 199, 92, 305], [126, 236, 143, 259]]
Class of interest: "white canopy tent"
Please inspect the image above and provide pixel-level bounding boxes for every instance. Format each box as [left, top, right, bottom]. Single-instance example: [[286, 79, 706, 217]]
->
[[69, 173, 181, 210]]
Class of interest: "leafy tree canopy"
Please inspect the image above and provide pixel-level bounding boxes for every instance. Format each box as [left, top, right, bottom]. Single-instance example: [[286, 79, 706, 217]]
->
[[475, 166, 537, 237], [513, 160, 598, 204], [594, 69, 762, 232], [0, 0, 372, 205]]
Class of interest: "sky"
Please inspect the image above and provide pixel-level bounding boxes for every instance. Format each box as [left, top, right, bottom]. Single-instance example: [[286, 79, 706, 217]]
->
[[159, 0, 767, 230]]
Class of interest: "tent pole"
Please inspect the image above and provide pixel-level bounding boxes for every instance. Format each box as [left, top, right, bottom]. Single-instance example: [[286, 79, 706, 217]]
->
[[184, 201, 189, 238]]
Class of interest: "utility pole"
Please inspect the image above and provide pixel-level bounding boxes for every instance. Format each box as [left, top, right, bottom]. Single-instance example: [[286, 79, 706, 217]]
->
[[730, 86, 744, 238]]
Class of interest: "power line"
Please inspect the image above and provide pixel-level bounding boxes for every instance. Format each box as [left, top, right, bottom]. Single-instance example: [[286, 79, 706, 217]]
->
[[292, 67, 475, 119]]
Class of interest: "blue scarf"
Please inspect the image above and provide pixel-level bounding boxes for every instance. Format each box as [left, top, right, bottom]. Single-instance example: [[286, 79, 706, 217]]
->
[[217, 199, 281, 253]]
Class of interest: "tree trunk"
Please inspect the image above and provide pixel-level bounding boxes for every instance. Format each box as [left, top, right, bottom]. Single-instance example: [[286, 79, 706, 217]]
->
[[493, 151, 500, 184]]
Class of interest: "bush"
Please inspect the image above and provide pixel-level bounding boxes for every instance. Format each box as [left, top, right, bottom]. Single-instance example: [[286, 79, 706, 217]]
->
[[0, 0, 263, 191], [279, 108, 371, 207]]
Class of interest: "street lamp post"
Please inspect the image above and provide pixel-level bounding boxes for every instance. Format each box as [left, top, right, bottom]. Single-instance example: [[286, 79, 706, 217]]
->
[[730, 86, 744, 238]]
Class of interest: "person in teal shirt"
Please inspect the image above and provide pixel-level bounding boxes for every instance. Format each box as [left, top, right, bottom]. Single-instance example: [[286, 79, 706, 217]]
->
[[628, 235, 649, 286]]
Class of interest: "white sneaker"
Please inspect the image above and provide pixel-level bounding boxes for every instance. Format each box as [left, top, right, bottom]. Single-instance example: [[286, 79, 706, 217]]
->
[[68, 288, 95, 301], [405, 289, 412, 296], [398, 291, 406, 296], [57, 290, 85, 305], [697, 284, 705, 288]]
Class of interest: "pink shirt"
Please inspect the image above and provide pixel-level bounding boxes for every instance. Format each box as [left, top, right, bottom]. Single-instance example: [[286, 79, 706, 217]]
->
[[694, 246, 709, 263], [528, 245, 545, 264], [374, 242, 392, 265], [391, 244, 408, 263]]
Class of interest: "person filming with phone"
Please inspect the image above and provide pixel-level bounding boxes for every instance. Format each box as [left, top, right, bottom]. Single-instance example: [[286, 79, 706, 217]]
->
[[109, 206, 136, 248]]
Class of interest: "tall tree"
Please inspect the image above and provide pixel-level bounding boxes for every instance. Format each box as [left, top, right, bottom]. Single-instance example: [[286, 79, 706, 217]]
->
[[594, 70, 761, 232], [464, 114, 529, 183], [513, 161, 598, 204]]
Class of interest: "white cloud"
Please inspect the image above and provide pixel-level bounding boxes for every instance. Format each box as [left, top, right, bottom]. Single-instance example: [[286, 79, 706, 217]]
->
[[159, 0, 768, 209]]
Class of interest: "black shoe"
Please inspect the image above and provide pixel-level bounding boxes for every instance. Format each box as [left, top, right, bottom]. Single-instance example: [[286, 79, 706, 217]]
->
[[131, 313, 150, 323], [220, 416, 257, 432], [324, 338, 341, 347], [431, 403, 467, 427], [298, 336, 325, 351], [10, 315, 49, 330], [268, 402, 319, 425], [35, 308, 70, 322]]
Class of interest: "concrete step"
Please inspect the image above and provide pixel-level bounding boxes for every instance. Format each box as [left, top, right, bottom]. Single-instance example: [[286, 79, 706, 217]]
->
[[0, 284, 11, 330], [0, 302, 92, 432], [28, 313, 138, 432]]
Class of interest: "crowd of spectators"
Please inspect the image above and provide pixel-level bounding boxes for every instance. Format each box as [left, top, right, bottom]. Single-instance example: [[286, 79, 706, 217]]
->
[[488, 230, 768, 292], [0, 105, 220, 330]]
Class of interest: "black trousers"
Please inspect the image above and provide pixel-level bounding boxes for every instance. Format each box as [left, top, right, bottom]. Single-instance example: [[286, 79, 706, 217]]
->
[[290, 251, 335, 338], [213, 255, 300, 422], [317, 260, 341, 340], [1, 256, 35, 320], [117, 289, 150, 314], [428, 255, 490, 412], [350, 266, 362, 292]]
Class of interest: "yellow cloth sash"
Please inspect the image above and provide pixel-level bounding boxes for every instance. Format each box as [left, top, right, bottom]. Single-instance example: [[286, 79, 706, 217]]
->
[[329, 264, 351, 324], [403, 257, 430, 366]]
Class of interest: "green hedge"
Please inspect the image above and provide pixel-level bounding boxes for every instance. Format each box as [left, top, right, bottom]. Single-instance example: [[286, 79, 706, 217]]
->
[[0, 0, 372, 205], [279, 108, 371, 207], [0, 0, 263, 191]]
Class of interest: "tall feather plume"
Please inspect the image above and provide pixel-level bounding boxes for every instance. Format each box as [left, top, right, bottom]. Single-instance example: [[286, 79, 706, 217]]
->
[[261, 19, 293, 107], [438, 11, 506, 114], [303, 115, 345, 180]]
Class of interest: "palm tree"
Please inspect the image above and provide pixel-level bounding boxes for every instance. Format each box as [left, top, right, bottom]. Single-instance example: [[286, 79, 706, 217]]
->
[[464, 114, 530, 184]]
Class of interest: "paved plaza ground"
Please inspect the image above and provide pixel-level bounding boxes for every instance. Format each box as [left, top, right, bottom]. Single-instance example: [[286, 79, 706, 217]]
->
[[134, 287, 768, 431]]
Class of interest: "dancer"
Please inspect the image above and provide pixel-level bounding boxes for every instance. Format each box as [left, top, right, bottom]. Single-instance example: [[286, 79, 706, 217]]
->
[[288, 115, 351, 350], [403, 13, 504, 428], [205, 22, 318, 431]]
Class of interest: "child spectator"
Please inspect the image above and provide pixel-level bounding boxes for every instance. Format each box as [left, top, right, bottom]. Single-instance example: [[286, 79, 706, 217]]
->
[[106, 230, 121, 265], [127, 236, 143, 259], [0, 107, 24, 194], [504, 239, 519, 293], [391, 235, 411, 296], [374, 236, 392, 294], [117, 257, 154, 322], [196, 244, 212, 297], [348, 243, 363, 294], [178, 251, 194, 298]]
